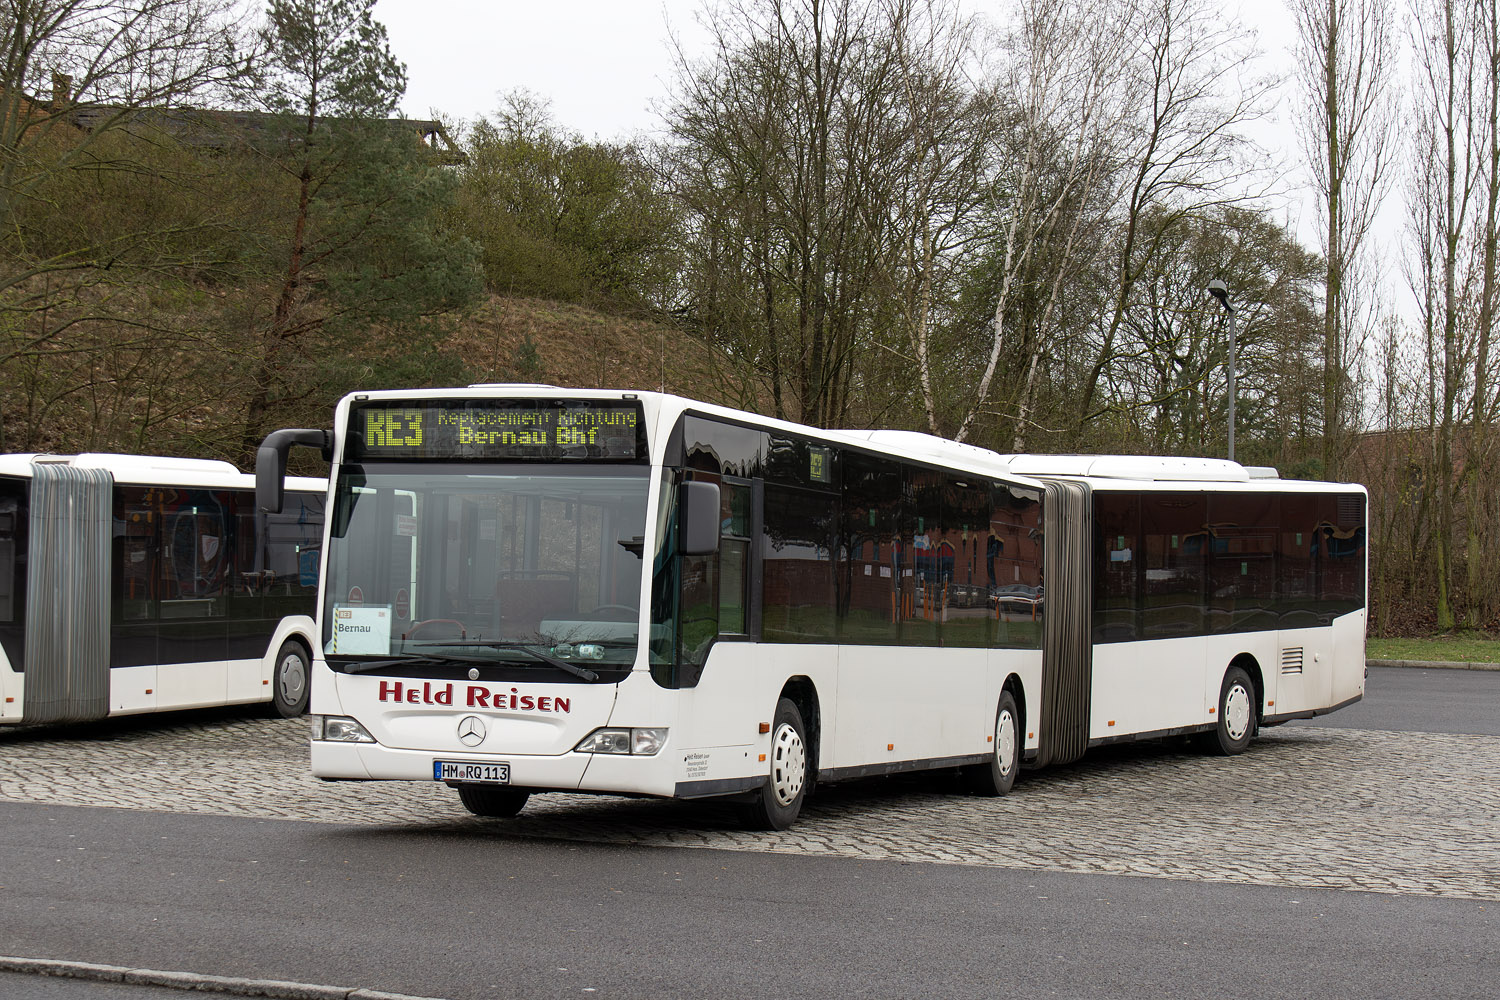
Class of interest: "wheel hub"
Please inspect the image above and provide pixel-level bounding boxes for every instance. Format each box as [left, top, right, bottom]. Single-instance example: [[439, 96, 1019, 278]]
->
[[278, 653, 307, 704], [770, 722, 806, 806], [1225, 682, 1252, 741], [996, 707, 1017, 776]]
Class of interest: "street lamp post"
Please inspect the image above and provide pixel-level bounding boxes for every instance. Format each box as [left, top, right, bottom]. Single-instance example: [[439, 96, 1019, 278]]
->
[[1207, 279, 1236, 463]]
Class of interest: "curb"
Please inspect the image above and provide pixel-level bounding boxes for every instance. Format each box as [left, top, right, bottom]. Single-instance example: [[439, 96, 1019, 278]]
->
[[1367, 658, 1500, 671], [0, 956, 444, 1000]]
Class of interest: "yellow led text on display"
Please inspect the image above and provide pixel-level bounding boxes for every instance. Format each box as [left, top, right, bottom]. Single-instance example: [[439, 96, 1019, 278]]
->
[[358, 404, 639, 457], [364, 408, 424, 448], [439, 408, 636, 448]]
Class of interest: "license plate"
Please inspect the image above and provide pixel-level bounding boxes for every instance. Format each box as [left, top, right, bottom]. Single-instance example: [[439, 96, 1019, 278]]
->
[[434, 760, 510, 784]]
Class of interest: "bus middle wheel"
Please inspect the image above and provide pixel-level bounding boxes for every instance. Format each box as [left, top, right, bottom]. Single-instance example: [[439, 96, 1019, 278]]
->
[[966, 690, 1020, 796]]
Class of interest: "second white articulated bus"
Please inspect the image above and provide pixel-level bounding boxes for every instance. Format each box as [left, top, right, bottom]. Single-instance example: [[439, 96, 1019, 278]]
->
[[257, 388, 1367, 829], [1, 453, 324, 725]]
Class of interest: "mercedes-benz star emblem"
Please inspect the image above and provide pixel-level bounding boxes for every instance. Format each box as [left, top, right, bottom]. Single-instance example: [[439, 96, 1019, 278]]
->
[[457, 715, 486, 747]]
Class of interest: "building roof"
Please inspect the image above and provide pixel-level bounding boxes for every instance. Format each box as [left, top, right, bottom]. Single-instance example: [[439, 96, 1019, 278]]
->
[[66, 104, 464, 163]]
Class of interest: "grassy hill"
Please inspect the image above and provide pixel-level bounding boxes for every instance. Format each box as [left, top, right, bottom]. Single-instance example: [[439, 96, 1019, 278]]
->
[[448, 295, 755, 408]]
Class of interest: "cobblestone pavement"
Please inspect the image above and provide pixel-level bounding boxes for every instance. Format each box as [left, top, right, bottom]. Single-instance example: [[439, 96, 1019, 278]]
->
[[1, 712, 1496, 902]]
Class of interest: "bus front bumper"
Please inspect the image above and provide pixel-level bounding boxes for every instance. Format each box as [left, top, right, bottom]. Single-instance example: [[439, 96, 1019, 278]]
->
[[310, 740, 680, 797]]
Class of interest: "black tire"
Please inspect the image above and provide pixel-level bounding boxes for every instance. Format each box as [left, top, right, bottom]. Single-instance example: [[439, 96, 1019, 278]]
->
[[1204, 666, 1257, 755], [269, 640, 310, 718], [456, 784, 531, 818], [965, 690, 1020, 796], [739, 697, 810, 831]]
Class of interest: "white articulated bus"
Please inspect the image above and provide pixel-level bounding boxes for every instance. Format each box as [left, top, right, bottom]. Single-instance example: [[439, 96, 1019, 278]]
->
[[0, 453, 324, 725], [256, 388, 1366, 829]]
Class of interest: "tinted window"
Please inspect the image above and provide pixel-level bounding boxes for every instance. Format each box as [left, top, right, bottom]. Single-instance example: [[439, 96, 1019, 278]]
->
[[1207, 492, 1278, 633], [838, 453, 901, 645], [1278, 493, 1321, 628], [1142, 493, 1206, 638], [262, 491, 323, 618], [901, 468, 944, 646], [1094, 492, 1140, 642], [1315, 492, 1366, 618], [765, 434, 836, 489], [988, 485, 1043, 649], [682, 416, 767, 479], [0, 476, 27, 670], [763, 485, 836, 642], [114, 486, 160, 623], [160, 490, 231, 616], [936, 476, 993, 648]]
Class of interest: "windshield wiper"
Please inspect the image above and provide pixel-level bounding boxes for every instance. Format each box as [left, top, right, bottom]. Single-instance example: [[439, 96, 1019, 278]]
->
[[415, 641, 600, 682], [340, 653, 493, 674]]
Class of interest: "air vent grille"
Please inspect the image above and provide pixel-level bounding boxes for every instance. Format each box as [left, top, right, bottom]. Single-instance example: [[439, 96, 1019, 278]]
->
[[1280, 647, 1305, 675]]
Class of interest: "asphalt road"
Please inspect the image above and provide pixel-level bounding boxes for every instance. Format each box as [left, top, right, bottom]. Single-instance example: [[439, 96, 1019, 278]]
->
[[1, 800, 1495, 1000], [1290, 665, 1500, 735], [2, 663, 1495, 1000]]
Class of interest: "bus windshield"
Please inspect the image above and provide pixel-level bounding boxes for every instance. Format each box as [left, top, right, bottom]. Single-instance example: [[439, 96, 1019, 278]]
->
[[322, 464, 650, 666]]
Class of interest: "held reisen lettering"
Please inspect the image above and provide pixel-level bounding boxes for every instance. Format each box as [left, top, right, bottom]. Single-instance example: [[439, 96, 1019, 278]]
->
[[376, 680, 570, 714]]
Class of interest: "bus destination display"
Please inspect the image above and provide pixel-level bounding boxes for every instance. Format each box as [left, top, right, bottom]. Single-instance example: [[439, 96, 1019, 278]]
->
[[351, 401, 644, 461]]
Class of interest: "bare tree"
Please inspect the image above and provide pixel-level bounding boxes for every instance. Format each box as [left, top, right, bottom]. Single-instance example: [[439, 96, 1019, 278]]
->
[[666, 0, 908, 426], [875, 0, 995, 436], [1465, 0, 1500, 625], [1405, 0, 1482, 630], [1293, 0, 1398, 479], [1073, 0, 1267, 444], [957, 0, 1134, 448]]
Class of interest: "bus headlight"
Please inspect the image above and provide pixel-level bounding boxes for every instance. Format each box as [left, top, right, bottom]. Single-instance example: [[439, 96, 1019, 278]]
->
[[313, 715, 375, 743], [574, 727, 668, 756]]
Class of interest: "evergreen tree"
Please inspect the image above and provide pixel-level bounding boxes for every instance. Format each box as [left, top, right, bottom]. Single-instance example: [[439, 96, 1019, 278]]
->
[[240, 0, 480, 462]]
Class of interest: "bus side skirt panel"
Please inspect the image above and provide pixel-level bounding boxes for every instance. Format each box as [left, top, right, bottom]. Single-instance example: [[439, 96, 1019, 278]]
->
[[23, 462, 112, 724]]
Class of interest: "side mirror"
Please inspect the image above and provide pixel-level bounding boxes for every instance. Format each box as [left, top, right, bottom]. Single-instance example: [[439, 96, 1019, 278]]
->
[[678, 481, 721, 556], [256, 428, 332, 513]]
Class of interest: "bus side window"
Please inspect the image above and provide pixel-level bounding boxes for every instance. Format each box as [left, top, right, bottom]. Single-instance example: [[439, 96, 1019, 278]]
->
[[678, 470, 722, 666], [0, 478, 25, 630], [117, 488, 158, 622], [717, 482, 751, 635]]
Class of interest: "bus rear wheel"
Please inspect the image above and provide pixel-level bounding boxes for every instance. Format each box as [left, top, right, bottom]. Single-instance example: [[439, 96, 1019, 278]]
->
[[456, 785, 530, 818], [966, 691, 1020, 796], [1203, 666, 1257, 755], [739, 697, 809, 831], [270, 640, 310, 718]]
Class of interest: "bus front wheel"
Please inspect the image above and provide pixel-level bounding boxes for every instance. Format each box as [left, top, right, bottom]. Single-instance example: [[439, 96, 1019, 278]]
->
[[270, 640, 310, 718], [966, 690, 1020, 796], [739, 697, 809, 830], [457, 785, 530, 818], [1204, 666, 1257, 755]]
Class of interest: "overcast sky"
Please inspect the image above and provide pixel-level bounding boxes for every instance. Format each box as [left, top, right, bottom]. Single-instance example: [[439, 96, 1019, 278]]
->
[[379, 0, 709, 140], [379, 1, 1296, 144], [375, 0, 1344, 274]]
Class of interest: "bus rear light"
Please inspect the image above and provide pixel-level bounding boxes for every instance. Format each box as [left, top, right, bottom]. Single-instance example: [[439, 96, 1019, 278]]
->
[[574, 728, 668, 756]]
